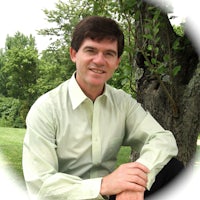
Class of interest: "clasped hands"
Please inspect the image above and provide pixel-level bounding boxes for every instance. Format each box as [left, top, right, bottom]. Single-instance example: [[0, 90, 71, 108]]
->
[[100, 162, 150, 200]]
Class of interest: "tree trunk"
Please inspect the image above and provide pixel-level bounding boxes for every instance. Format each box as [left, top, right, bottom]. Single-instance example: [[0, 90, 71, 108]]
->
[[133, 2, 200, 165]]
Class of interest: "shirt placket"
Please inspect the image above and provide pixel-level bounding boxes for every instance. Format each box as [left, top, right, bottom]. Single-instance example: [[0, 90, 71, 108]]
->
[[90, 100, 102, 178]]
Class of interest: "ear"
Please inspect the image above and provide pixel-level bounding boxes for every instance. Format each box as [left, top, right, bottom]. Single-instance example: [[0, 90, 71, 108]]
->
[[70, 47, 77, 63]]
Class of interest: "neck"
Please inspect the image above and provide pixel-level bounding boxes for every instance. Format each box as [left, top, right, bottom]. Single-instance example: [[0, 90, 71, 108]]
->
[[82, 85, 104, 102], [75, 72, 105, 101]]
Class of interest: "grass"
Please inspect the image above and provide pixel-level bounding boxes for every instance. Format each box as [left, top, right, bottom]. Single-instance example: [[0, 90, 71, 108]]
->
[[0, 127, 25, 174], [0, 127, 26, 189], [116, 146, 131, 166]]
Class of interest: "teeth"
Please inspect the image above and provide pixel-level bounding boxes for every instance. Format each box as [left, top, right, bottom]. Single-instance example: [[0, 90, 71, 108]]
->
[[91, 69, 104, 74]]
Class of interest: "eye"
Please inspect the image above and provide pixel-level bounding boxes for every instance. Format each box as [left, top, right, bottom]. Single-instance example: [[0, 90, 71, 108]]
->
[[86, 49, 94, 53], [106, 52, 114, 56], [104, 51, 116, 58], [84, 47, 97, 55]]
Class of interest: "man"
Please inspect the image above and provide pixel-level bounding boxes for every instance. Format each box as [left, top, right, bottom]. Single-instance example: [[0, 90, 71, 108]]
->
[[23, 16, 178, 200]]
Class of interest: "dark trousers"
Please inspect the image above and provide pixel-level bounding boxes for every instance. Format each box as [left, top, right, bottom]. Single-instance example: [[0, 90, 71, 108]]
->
[[109, 158, 184, 200]]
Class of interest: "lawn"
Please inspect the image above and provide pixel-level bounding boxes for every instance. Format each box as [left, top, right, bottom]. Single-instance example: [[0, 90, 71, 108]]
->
[[0, 127, 25, 170], [0, 127, 26, 189]]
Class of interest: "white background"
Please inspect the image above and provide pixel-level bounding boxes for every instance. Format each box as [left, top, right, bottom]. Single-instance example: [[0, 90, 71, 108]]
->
[[0, 0, 64, 52]]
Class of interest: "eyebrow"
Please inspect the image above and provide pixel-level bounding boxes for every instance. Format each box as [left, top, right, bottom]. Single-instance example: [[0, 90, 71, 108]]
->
[[83, 46, 96, 51], [83, 46, 117, 56]]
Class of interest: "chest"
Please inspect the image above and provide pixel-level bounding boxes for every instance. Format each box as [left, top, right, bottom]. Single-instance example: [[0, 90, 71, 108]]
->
[[55, 99, 126, 163]]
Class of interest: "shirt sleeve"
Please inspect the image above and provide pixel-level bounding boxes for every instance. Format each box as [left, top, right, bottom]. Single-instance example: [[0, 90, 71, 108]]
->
[[22, 97, 104, 200], [123, 97, 178, 190]]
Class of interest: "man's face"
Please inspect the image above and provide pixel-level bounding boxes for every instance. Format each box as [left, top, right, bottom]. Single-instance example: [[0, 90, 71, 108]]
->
[[70, 38, 120, 91]]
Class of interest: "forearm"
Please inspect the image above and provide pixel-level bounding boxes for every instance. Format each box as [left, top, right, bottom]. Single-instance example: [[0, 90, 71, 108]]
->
[[136, 130, 178, 189], [125, 108, 178, 190], [36, 174, 103, 200], [116, 191, 144, 200], [23, 136, 104, 200]]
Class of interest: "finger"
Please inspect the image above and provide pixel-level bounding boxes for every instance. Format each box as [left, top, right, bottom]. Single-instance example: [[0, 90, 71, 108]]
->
[[126, 168, 148, 184], [128, 175, 147, 188], [127, 162, 150, 173]]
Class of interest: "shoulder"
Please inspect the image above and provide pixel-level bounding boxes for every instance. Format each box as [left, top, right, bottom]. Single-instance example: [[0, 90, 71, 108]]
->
[[36, 81, 69, 105], [28, 80, 69, 116], [105, 84, 138, 108]]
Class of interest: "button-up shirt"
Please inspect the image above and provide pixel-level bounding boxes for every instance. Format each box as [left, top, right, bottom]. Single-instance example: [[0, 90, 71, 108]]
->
[[23, 73, 178, 200]]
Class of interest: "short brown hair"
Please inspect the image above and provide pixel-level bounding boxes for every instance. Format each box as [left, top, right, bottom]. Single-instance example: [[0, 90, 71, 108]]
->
[[71, 16, 124, 57]]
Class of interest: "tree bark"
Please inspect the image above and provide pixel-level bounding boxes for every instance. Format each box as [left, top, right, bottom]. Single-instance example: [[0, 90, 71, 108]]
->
[[133, 2, 200, 165]]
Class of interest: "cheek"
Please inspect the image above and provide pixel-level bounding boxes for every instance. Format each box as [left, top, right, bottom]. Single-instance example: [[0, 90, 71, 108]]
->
[[76, 55, 91, 65], [112, 61, 119, 71], [112, 58, 120, 69]]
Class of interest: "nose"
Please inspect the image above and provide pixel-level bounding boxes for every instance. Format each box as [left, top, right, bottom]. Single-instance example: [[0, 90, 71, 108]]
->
[[93, 52, 106, 66]]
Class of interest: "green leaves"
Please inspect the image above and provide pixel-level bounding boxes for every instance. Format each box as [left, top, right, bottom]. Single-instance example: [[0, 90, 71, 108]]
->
[[138, 4, 183, 82], [0, 32, 39, 104], [172, 65, 181, 76], [0, 95, 24, 128]]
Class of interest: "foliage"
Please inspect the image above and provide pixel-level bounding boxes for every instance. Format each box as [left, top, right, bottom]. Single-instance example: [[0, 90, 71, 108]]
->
[[173, 24, 184, 37], [0, 32, 39, 103], [139, 7, 182, 78], [0, 33, 40, 126], [0, 95, 25, 128], [108, 52, 136, 97], [35, 47, 74, 96], [126, 3, 185, 116]]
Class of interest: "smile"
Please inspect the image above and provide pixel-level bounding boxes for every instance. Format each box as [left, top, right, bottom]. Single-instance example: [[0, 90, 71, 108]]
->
[[90, 68, 105, 74]]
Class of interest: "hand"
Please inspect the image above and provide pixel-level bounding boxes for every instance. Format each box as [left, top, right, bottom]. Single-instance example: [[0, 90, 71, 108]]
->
[[116, 191, 144, 200], [100, 162, 149, 196]]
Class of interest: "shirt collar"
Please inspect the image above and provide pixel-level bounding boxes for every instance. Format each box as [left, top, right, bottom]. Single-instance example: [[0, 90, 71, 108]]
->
[[68, 73, 88, 110], [68, 72, 111, 110]]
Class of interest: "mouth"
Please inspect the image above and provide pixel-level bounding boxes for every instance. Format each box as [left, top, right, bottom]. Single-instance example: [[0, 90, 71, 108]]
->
[[89, 68, 105, 74]]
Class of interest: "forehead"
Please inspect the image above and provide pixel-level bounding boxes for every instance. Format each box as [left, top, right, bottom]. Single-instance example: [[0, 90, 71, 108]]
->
[[80, 38, 118, 51]]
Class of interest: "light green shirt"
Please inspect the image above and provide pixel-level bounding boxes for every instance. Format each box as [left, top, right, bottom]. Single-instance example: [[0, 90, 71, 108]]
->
[[23, 73, 178, 200]]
